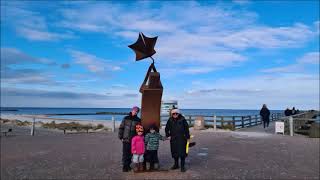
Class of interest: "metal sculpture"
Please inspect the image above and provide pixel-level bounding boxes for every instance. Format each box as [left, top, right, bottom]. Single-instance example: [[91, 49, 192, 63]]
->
[[128, 32, 163, 129]]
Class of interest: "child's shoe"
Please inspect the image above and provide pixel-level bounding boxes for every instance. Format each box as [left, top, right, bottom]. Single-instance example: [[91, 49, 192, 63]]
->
[[154, 163, 159, 170], [138, 163, 144, 172], [133, 163, 139, 173], [146, 162, 151, 171]]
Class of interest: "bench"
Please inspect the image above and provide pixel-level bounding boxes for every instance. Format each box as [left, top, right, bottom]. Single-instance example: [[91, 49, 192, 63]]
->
[[1, 128, 12, 136]]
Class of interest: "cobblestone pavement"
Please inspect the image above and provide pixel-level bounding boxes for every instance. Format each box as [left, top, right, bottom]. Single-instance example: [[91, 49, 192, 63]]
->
[[1, 124, 319, 179]]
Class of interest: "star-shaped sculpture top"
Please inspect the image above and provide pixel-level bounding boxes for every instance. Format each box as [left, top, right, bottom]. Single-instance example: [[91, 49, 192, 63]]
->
[[128, 32, 158, 61]]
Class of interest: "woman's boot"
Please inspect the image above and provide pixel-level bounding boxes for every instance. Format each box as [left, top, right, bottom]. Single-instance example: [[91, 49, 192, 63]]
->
[[180, 157, 186, 172], [171, 158, 179, 170]]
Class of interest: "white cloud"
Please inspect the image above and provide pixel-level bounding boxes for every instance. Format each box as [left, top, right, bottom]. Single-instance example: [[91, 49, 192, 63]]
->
[[69, 50, 122, 73], [52, 2, 319, 76], [1, 2, 75, 41], [3, 2, 318, 72], [297, 52, 319, 64], [262, 52, 319, 73], [17, 28, 75, 41], [176, 73, 319, 109]]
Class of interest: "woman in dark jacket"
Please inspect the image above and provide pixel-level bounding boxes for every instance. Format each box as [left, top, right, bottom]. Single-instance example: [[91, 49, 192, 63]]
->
[[118, 106, 141, 172], [260, 104, 270, 128], [165, 108, 190, 172]]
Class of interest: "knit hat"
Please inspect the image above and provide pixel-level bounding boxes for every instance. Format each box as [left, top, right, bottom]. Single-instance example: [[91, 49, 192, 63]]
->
[[136, 124, 143, 133], [132, 106, 140, 112], [149, 123, 158, 131], [171, 108, 180, 114]]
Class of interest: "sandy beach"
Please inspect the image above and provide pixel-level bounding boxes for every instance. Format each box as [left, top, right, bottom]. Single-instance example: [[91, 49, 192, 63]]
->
[[0, 114, 121, 129]]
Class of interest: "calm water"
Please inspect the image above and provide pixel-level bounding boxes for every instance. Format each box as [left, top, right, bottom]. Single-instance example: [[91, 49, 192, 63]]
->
[[1, 107, 284, 121]]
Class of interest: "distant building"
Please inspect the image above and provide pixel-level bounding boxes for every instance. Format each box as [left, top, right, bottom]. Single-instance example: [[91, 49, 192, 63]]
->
[[161, 100, 178, 116]]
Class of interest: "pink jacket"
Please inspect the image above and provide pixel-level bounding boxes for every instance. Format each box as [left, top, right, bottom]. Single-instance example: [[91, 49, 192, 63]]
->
[[131, 135, 145, 155]]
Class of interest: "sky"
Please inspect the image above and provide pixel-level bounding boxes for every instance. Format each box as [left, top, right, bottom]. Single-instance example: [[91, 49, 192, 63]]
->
[[1, 0, 319, 110]]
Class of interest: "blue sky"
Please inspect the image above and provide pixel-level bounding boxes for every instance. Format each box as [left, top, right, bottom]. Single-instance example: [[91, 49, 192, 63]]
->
[[1, 0, 319, 110]]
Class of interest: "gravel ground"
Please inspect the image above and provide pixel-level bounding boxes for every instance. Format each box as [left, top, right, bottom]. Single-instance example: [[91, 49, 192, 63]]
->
[[1, 123, 319, 180]]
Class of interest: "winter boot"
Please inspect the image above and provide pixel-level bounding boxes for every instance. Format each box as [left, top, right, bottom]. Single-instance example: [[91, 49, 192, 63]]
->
[[138, 163, 144, 172], [180, 158, 186, 172], [154, 163, 159, 170], [133, 163, 139, 173], [171, 158, 179, 170], [122, 166, 129, 172], [146, 162, 151, 171]]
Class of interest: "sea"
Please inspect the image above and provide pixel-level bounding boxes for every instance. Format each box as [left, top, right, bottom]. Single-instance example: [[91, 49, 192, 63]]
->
[[0, 107, 284, 121]]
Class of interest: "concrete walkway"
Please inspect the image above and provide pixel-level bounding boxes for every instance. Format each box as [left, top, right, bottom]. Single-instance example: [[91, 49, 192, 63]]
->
[[1, 124, 319, 179]]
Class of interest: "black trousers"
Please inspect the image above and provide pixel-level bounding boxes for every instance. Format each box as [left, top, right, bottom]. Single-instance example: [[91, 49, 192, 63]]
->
[[263, 120, 270, 128], [145, 150, 159, 164], [174, 157, 185, 168], [122, 142, 132, 168]]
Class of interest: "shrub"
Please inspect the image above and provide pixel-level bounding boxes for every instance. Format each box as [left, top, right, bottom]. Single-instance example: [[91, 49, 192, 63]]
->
[[96, 124, 104, 129], [16, 120, 31, 126]]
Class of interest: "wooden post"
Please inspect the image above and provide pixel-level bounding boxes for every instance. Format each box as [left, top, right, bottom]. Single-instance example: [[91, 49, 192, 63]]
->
[[188, 116, 192, 126], [255, 115, 258, 125], [31, 117, 35, 136], [249, 116, 252, 127], [214, 115, 217, 131], [241, 116, 244, 128], [221, 116, 224, 128], [112, 116, 115, 132], [232, 116, 236, 130], [289, 116, 294, 136]]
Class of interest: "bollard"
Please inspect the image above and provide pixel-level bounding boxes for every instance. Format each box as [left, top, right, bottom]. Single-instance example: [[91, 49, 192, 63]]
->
[[214, 115, 217, 131], [289, 116, 293, 136], [31, 117, 35, 136], [112, 116, 115, 132]]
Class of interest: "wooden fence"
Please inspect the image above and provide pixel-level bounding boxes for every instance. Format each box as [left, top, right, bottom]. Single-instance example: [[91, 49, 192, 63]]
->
[[161, 113, 284, 130]]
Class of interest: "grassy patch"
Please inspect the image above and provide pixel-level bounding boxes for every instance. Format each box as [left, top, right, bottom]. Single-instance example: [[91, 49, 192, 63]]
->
[[15, 120, 32, 126], [0, 119, 11, 124], [41, 121, 106, 131]]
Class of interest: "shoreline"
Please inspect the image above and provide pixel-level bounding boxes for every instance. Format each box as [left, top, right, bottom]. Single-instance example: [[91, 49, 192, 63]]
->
[[0, 114, 121, 128]]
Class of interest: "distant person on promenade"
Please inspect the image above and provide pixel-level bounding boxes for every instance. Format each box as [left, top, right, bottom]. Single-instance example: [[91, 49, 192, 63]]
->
[[118, 106, 141, 172], [292, 107, 296, 115], [165, 108, 190, 172], [284, 108, 292, 116], [260, 104, 270, 128]]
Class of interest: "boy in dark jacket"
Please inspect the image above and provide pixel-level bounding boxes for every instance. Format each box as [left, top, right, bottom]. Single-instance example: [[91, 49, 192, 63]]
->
[[118, 106, 141, 172], [144, 124, 167, 171]]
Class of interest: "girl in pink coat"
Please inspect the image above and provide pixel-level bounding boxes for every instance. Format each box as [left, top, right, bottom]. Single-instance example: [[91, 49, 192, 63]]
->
[[131, 124, 145, 172]]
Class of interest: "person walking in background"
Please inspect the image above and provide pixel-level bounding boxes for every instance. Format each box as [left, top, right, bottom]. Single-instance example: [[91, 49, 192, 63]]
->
[[118, 106, 141, 172], [165, 108, 190, 172], [284, 107, 292, 116], [260, 104, 270, 128], [131, 124, 145, 173], [292, 107, 296, 115]]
